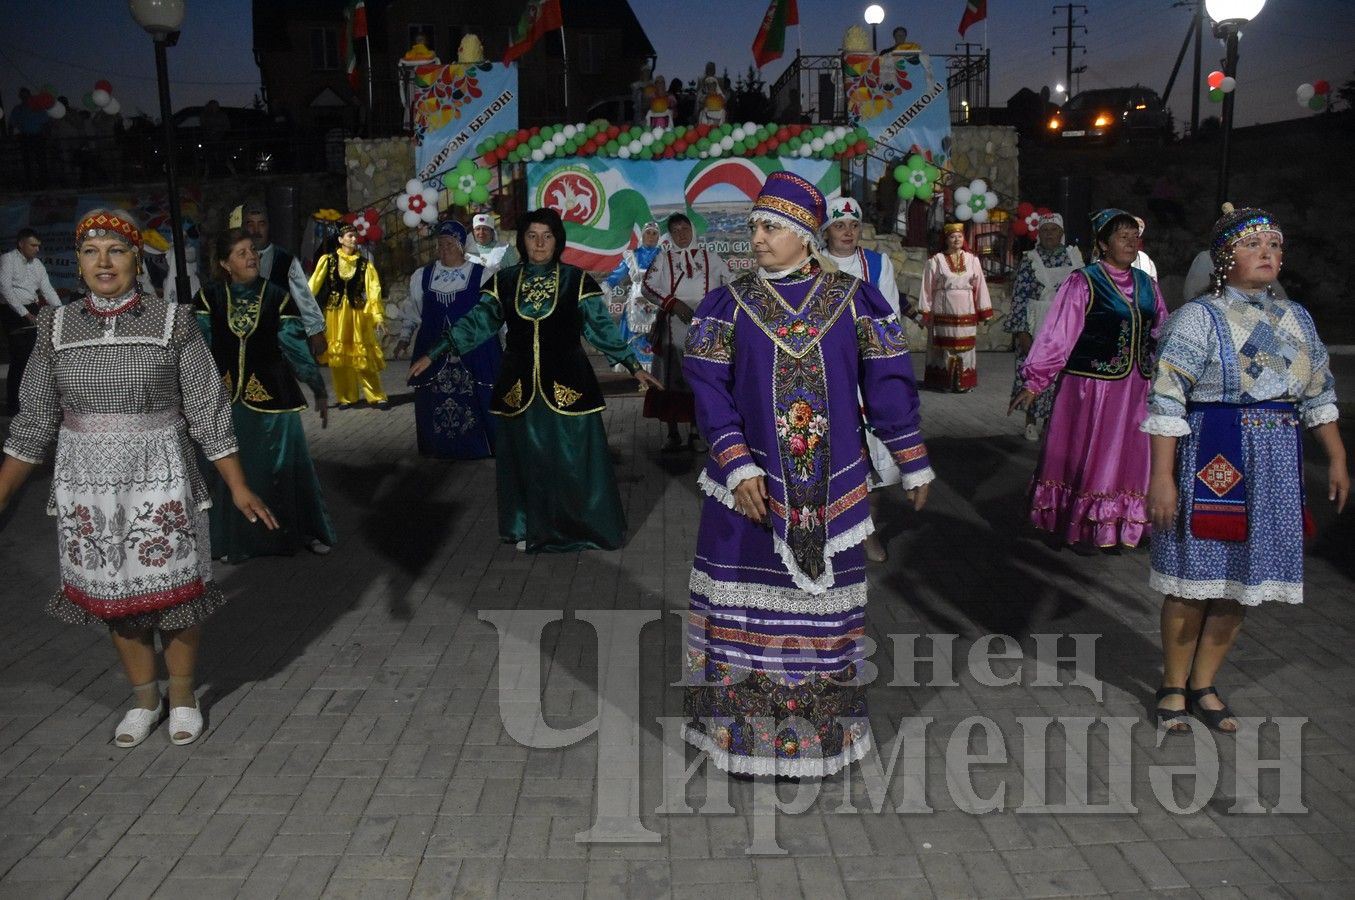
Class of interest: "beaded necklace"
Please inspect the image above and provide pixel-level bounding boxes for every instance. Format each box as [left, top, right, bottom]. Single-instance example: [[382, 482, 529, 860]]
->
[[83, 288, 142, 318], [945, 251, 966, 274]]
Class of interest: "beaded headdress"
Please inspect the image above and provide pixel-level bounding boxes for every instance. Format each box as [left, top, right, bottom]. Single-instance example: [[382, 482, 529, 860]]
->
[[75, 209, 143, 251], [1208, 203, 1282, 293], [435, 219, 467, 243], [943, 222, 966, 235], [749, 171, 826, 248]]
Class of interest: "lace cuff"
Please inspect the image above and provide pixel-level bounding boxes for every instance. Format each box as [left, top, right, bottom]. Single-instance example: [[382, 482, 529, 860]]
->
[[900, 466, 936, 491], [1140, 414, 1192, 437], [1302, 403, 1339, 429], [724, 463, 767, 493]]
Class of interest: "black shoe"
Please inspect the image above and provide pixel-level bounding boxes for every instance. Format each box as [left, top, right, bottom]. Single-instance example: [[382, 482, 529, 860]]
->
[[661, 434, 683, 452], [374, 401, 392, 410], [1154, 686, 1191, 735], [337, 402, 354, 410], [1187, 685, 1238, 733]]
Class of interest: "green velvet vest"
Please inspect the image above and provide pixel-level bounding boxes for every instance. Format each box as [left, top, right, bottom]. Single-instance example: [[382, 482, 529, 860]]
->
[[196, 279, 307, 412]]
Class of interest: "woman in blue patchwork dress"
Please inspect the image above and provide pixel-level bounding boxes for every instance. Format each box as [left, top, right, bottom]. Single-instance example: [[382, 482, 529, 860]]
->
[[1144, 205, 1348, 734]]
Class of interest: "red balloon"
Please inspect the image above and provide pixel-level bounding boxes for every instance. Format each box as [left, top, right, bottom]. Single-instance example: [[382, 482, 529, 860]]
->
[[95, 79, 113, 93], [1207, 70, 1225, 90], [1314, 79, 1330, 94], [775, 127, 790, 141]]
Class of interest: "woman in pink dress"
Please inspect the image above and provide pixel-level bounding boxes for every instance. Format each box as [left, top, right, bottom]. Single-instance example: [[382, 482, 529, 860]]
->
[[919, 222, 993, 391], [1010, 209, 1167, 548]]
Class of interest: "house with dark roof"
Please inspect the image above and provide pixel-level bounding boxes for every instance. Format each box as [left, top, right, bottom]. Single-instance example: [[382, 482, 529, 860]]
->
[[252, 0, 657, 132]]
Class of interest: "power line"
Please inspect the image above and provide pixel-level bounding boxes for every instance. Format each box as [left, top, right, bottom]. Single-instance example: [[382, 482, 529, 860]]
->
[[1051, 4, 1087, 93]]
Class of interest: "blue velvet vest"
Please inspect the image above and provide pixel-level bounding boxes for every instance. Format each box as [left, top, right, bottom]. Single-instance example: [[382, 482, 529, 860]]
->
[[1064, 262, 1158, 380]]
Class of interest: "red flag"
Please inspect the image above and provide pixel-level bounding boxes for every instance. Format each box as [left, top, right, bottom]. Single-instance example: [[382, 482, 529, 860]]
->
[[751, 0, 799, 69], [503, 0, 564, 64], [343, 0, 367, 90], [958, 0, 987, 36]]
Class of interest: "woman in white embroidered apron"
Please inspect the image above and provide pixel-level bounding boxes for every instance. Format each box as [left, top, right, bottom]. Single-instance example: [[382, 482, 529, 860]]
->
[[1005, 213, 1082, 441], [1145, 205, 1348, 734], [919, 222, 994, 392], [0, 209, 277, 748]]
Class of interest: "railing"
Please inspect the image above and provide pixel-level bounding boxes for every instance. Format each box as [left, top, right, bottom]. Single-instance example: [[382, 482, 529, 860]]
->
[[768, 51, 990, 127]]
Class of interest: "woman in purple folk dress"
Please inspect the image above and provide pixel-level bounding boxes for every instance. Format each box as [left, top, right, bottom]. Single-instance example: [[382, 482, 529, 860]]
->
[[681, 172, 934, 780], [1010, 208, 1168, 549]]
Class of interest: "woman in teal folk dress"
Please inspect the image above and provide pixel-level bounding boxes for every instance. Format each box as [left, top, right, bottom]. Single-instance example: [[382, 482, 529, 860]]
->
[[196, 228, 336, 561], [410, 208, 661, 552]]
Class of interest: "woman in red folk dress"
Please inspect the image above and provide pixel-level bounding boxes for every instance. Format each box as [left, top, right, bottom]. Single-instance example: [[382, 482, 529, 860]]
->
[[919, 222, 994, 392]]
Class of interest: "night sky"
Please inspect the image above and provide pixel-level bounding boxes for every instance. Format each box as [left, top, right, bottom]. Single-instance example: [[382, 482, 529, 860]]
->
[[1, 1, 1351, 129]]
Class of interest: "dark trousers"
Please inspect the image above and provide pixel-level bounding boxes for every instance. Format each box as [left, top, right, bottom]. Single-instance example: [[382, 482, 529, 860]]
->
[[2, 307, 36, 415]]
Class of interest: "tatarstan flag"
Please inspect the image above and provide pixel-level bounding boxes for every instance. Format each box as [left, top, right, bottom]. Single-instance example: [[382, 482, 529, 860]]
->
[[751, 0, 799, 69], [958, 0, 987, 36], [503, 0, 564, 64]]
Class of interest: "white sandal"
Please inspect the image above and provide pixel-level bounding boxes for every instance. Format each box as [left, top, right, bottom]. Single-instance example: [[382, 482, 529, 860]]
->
[[168, 706, 204, 746], [114, 706, 161, 748]]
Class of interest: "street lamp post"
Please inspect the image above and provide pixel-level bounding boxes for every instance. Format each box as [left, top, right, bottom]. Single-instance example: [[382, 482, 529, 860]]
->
[[128, 0, 191, 304], [1205, 0, 1266, 210], [864, 5, 885, 53]]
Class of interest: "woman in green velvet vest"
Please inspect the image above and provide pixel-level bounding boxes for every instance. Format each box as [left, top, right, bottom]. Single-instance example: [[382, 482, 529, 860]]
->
[[410, 208, 661, 552]]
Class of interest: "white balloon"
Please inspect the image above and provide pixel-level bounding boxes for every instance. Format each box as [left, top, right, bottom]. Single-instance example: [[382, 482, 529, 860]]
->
[[973, 209, 989, 224], [709, 144, 723, 157], [396, 194, 412, 212], [618, 146, 631, 158], [744, 121, 756, 132], [404, 178, 422, 195], [639, 132, 654, 146], [983, 191, 998, 209], [730, 128, 745, 143], [530, 148, 545, 162], [1220, 76, 1236, 93], [625, 139, 639, 153], [420, 206, 439, 224], [562, 124, 577, 139], [698, 150, 708, 159], [955, 205, 974, 221], [402, 210, 422, 228], [652, 127, 665, 140], [48, 102, 66, 120], [91, 89, 111, 107], [968, 178, 987, 194], [810, 137, 824, 151], [954, 187, 973, 205], [798, 144, 813, 157], [104, 98, 121, 116], [1296, 83, 1315, 101]]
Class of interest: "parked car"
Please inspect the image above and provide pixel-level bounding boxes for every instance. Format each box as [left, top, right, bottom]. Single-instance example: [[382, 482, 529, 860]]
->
[[1046, 87, 1171, 144]]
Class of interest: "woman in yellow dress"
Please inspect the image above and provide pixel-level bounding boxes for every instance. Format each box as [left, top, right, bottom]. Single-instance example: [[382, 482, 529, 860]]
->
[[308, 224, 389, 409]]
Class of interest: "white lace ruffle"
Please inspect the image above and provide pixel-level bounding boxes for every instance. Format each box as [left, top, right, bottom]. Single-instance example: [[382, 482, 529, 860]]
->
[[683, 724, 871, 778], [723, 463, 767, 493], [1140, 414, 1193, 437], [1148, 571, 1303, 607], [689, 568, 867, 615], [1302, 403, 1339, 429], [900, 466, 935, 491]]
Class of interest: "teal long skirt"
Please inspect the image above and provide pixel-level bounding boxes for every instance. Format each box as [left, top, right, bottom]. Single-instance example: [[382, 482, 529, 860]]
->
[[497, 403, 626, 553], [209, 404, 337, 562]]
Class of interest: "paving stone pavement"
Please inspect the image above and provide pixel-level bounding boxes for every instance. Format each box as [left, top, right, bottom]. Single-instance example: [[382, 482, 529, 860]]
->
[[1, 353, 1353, 899]]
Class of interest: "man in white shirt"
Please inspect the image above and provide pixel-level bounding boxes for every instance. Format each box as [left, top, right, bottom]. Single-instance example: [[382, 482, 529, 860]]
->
[[240, 205, 328, 357], [1, 228, 62, 415], [641, 213, 734, 451], [822, 196, 906, 563], [466, 213, 518, 277]]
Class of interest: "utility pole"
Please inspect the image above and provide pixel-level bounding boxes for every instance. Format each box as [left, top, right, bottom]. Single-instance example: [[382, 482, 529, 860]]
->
[[1191, 0, 1203, 135], [1051, 4, 1087, 97]]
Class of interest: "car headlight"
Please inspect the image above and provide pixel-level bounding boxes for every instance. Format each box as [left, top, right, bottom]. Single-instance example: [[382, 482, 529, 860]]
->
[[1047, 117, 1061, 130], [1093, 114, 1112, 128]]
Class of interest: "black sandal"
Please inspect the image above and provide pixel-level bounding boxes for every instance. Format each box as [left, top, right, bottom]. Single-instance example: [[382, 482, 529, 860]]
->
[[1154, 687, 1192, 734], [1187, 686, 1237, 733]]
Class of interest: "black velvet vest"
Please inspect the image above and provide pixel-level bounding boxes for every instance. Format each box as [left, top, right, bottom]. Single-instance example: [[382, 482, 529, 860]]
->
[[320, 252, 368, 309], [264, 245, 294, 295], [1064, 262, 1158, 380], [196, 280, 307, 412], [489, 264, 605, 416]]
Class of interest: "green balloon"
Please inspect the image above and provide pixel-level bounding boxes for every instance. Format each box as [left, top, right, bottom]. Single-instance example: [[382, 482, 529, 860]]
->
[[787, 137, 802, 150], [1208, 88, 1224, 103], [540, 125, 554, 139], [732, 140, 747, 155], [663, 131, 677, 144], [528, 135, 543, 148], [641, 146, 655, 159], [1308, 95, 1326, 110], [605, 140, 619, 154], [897, 183, 912, 199], [834, 140, 848, 154], [470, 185, 490, 204]]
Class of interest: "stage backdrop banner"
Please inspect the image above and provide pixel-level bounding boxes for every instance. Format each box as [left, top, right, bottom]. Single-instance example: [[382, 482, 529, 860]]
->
[[844, 50, 951, 167], [526, 156, 841, 274], [0, 188, 205, 295], [413, 62, 519, 181]]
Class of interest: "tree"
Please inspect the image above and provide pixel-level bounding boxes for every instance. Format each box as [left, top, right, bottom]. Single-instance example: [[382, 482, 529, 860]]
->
[[1337, 71, 1355, 111]]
